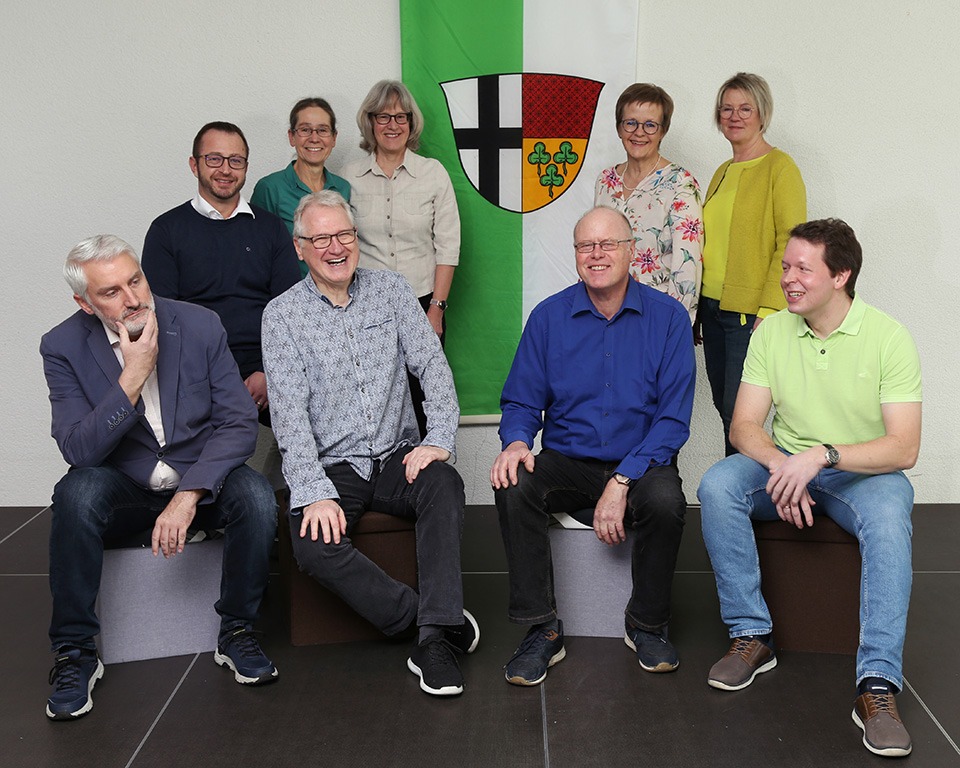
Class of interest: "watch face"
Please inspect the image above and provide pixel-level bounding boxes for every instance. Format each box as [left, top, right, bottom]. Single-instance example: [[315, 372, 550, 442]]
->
[[826, 448, 840, 465]]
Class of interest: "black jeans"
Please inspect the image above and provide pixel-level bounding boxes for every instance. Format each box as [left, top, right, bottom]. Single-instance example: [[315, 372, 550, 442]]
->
[[288, 446, 465, 632], [495, 449, 686, 631], [49, 464, 276, 651]]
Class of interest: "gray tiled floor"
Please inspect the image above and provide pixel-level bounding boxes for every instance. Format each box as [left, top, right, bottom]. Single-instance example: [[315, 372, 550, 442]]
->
[[2, 504, 958, 767]]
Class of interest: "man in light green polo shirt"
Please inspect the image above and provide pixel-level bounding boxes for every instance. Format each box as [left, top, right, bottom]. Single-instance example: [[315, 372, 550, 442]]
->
[[698, 218, 922, 758]]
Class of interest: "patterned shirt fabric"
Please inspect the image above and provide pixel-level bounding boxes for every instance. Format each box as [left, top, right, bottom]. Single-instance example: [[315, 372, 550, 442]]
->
[[262, 269, 459, 509], [594, 162, 703, 323], [342, 151, 460, 298]]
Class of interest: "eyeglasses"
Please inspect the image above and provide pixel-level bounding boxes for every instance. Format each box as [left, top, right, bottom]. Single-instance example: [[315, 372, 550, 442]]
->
[[196, 154, 248, 170], [371, 112, 411, 125], [298, 229, 357, 249], [719, 105, 755, 120], [619, 119, 660, 135], [293, 125, 334, 138], [574, 238, 633, 254]]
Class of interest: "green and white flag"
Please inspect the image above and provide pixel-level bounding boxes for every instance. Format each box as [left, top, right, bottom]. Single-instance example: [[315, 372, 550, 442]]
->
[[401, 0, 639, 415]]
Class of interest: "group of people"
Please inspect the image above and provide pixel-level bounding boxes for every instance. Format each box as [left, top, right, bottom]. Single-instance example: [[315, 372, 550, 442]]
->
[[39, 73, 921, 760]]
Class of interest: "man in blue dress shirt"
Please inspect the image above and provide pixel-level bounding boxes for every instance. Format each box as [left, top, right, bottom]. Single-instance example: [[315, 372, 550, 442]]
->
[[491, 205, 695, 686]]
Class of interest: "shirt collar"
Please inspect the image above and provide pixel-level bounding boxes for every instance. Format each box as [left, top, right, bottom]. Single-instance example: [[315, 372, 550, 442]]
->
[[100, 320, 121, 346], [570, 279, 644, 319], [359, 151, 416, 179], [305, 268, 360, 307], [793, 293, 864, 338], [191, 193, 255, 220]]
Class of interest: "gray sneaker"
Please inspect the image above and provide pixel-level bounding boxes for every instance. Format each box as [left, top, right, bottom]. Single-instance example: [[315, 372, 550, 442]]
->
[[707, 636, 776, 691], [853, 688, 912, 757]]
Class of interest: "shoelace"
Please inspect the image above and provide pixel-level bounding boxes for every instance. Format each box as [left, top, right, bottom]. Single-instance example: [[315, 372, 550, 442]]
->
[[422, 638, 461, 668], [509, 627, 554, 662], [48, 656, 82, 690], [225, 630, 264, 659], [864, 690, 898, 718], [728, 636, 761, 660]]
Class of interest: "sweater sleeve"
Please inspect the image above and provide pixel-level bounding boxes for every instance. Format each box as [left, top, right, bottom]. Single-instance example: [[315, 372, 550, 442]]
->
[[759, 154, 806, 313]]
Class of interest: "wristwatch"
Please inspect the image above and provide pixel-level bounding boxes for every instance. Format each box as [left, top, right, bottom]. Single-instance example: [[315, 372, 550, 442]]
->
[[613, 473, 633, 487], [429, 298, 448, 311], [823, 443, 840, 467]]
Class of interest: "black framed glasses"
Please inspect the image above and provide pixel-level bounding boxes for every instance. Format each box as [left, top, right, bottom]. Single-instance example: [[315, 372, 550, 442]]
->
[[619, 119, 660, 135], [196, 154, 248, 170], [298, 229, 358, 249], [574, 238, 633, 254], [371, 112, 411, 125], [293, 125, 333, 138]]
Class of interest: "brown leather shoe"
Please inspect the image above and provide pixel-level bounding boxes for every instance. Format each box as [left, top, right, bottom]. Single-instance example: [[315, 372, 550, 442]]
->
[[707, 636, 777, 691], [853, 689, 912, 757]]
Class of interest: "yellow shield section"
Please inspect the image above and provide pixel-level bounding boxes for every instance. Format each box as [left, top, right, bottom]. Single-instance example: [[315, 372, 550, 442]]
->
[[521, 138, 588, 213]]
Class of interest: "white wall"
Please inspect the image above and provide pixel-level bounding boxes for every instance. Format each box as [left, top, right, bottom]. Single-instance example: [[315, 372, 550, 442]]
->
[[3, 1, 958, 506]]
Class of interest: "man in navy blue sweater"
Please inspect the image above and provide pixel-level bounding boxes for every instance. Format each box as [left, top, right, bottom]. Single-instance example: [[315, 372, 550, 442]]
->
[[142, 121, 300, 425]]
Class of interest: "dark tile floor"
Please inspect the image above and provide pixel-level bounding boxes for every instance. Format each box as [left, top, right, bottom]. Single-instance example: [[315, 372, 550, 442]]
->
[[2, 504, 958, 767]]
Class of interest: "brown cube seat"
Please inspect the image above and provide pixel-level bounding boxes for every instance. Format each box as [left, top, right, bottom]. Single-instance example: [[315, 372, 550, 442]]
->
[[753, 517, 860, 654], [279, 511, 418, 646]]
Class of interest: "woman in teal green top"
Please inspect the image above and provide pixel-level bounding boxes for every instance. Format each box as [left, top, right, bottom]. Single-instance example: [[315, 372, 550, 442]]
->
[[696, 73, 806, 455], [251, 97, 352, 278]]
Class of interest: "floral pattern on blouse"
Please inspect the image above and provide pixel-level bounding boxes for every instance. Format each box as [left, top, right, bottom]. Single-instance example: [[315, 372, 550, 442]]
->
[[594, 162, 703, 322]]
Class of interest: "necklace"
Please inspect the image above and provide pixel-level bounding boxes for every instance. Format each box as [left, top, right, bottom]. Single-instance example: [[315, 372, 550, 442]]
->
[[622, 154, 662, 193]]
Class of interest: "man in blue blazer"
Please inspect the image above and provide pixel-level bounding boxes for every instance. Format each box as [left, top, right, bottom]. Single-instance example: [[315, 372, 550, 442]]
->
[[40, 234, 279, 721]]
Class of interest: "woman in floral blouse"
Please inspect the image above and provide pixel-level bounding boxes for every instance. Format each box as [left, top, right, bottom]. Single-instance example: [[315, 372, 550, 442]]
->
[[594, 83, 703, 324]]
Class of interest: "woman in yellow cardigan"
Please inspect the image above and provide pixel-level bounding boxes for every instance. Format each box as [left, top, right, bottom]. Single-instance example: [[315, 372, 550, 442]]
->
[[696, 73, 806, 455]]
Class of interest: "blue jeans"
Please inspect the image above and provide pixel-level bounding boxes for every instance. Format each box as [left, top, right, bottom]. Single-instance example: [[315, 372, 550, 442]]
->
[[699, 296, 755, 456], [496, 449, 686, 631], [49, 464, 277, 652], [288, 446, 465, 632], [698, 453, 914, 689]]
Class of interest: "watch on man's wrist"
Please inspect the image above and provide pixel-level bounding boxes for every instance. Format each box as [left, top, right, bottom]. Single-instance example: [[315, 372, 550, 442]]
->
[[823, 443, 840, 467], [429, 298, 448, 311], [613, 473, 633, 488]]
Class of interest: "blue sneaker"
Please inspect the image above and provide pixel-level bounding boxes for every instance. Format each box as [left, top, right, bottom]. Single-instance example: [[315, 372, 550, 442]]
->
[[504, 621, 566, 686], [624, 622, 679, 672], [46, 647, 104, 720], [214, 628, 278, 685]]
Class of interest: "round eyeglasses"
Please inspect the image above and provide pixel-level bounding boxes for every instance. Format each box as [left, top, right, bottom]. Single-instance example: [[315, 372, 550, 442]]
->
[[619, 119, 660, 135], [719, 105, 755, 120]]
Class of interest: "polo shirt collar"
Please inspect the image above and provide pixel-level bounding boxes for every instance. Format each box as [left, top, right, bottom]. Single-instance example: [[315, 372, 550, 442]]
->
[[793, 293, 865, 338], [283, 161, 311, 194]]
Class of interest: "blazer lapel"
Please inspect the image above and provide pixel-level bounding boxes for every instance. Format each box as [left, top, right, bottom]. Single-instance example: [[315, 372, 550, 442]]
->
[[155, 300, 182, 442]]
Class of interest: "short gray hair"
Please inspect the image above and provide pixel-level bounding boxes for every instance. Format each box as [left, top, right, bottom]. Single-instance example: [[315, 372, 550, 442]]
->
[[356, 80, 424, 153], [714, 72, 774, 132], [292, 190, 355, 238], [64, 234, 139, 298]]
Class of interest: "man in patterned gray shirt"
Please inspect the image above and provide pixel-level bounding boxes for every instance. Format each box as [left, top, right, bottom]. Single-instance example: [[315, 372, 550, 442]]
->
[[262, 190, 478, 697]]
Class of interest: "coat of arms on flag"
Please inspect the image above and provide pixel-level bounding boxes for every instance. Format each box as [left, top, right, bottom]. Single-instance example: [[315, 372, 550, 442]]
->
[[440, 73, 604, 213]]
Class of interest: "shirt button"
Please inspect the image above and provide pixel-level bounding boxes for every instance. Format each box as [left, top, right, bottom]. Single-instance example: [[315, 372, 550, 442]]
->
[[820, 349, 826, 355], [605, 352, 611, 357], [386, 215, 391, 220], [605, 382, 611, 387]]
